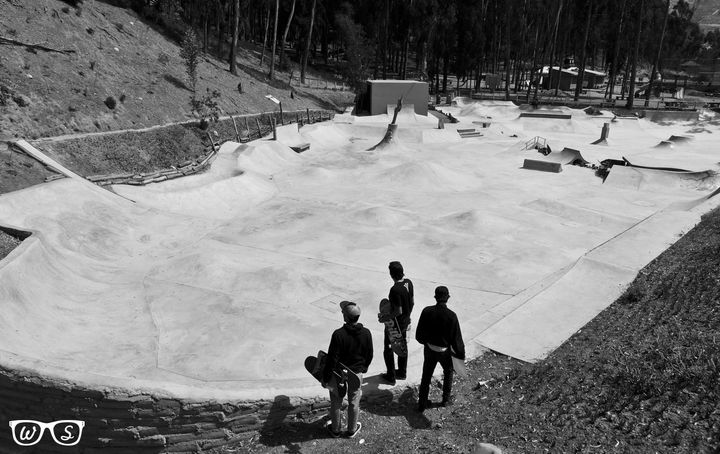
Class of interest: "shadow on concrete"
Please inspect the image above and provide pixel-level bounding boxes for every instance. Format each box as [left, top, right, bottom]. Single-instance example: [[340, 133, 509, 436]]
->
[[359, 374, 432, 429]]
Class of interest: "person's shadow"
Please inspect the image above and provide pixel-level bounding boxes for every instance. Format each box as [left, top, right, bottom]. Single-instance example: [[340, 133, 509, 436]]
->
[[359, 374, 432, 429], [257, 395, 335, 452]]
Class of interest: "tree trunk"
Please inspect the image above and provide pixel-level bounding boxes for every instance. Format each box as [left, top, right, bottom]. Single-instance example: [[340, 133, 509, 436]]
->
[[270, 0, 279, 79], [547, 0, 563, 97], [382, 0, 390, 79], [526, 24, 539, 103], [442, 52, 449, 93], [626, 0, 644, 109], [573, 0, 594, 102], [645, 0, 670, 106], [216, 1, 223, 57], [301, 0, 317, 84], [607, 0, 628, 101], [279, 0, 297, 70], [260, 7, 270, 66], [230, 0, 239, 75], [504, 6, 511, 100], [203, 8, 208, 53]]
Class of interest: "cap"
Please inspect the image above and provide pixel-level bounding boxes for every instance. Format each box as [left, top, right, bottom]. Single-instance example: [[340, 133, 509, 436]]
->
[[340, 300, 361, 318], [434, 286, 450, 302]]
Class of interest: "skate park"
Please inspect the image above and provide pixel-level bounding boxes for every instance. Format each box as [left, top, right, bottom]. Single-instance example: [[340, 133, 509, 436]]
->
[[1, 98, 720, 448]]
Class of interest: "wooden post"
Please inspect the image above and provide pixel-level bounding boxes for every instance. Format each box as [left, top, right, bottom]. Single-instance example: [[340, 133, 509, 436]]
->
[[279, 101, 284, 125], [206, 132, 217, 151], [244, 116, 249, 133], [306, 108, 310, 123], [272, 116, 277, 140], [256, 117, 262, 137], [231, 116, 240, 141]]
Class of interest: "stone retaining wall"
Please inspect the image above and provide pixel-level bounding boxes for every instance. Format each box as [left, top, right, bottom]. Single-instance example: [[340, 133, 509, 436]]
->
[[0, 368, 335, 453]]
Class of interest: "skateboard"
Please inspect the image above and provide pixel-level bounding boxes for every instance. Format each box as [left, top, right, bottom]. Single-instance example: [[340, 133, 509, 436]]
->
[[378, 298, 408, 357], [305, 350, 361, 398]]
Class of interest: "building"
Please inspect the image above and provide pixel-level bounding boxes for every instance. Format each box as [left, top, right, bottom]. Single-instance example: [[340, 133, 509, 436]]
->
[[356, 80, 429, 116], [541, 66, 606, 91]]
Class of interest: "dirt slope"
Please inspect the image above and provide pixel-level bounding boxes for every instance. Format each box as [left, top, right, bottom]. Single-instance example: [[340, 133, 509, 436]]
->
[[0, 0, 353, 142]]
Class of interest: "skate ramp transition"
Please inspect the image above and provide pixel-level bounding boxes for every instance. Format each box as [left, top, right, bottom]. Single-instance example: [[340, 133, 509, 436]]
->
[[2, 101, 720, 417], [274, 123, 310, 152]]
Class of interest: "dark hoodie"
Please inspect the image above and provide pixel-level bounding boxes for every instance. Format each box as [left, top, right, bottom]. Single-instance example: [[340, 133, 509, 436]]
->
[[323, 323, 373, 382]]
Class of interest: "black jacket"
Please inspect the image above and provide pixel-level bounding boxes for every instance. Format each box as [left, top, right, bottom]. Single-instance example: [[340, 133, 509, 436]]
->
[[415, 303, 465, 360], [389, 278, 414, 329], [323, 323, 373, 382]]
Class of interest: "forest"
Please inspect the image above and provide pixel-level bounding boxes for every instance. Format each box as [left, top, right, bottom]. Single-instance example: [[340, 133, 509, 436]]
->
[[105, 0, 719, 107]]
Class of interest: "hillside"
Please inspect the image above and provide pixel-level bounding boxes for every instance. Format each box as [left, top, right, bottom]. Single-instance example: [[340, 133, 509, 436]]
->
[[0, 0, 353, 142], [688, 0, 720, 29]]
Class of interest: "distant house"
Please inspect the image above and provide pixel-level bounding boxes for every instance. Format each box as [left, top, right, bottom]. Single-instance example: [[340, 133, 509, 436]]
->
[[541, 66, 606, 91], [680, 60, 702, 77]]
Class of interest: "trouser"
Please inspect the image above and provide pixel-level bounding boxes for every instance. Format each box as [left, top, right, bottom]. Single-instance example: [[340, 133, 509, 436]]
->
[[328, 373, 363, 433], [418, 346, 454, 406], [383, 325, 408, 379]]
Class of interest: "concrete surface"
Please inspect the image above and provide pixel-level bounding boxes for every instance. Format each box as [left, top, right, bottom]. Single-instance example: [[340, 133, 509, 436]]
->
[[1, 102, 719, 401]]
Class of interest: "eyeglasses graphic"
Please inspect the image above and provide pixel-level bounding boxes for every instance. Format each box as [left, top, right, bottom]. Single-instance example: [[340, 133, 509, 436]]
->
[[9, 420, 85, 446]]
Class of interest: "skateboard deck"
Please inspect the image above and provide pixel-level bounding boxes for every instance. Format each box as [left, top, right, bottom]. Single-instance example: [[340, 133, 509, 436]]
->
[[305, 350, 361, 396], [378, 298, 408, 357]]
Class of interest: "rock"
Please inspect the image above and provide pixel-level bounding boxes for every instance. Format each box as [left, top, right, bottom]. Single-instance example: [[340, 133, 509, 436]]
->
[[12, 94, 30, 107], [472, 442, 503, 454]]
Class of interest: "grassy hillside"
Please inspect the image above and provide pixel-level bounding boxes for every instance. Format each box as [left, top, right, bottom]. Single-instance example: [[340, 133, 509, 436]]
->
[[0, 0, 353, 142]]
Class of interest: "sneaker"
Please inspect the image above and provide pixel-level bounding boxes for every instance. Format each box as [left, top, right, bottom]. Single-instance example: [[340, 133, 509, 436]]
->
[[417, 400, 430, 412], [440, 397, 455, 407], [326, 421, 342, 438], [380, 373, 396, 385], [345, 422, 362, 438]]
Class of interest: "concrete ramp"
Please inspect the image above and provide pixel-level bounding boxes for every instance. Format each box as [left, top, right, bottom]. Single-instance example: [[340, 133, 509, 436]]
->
[[543, 147, 589, 166], [604, 167, 720, 194], [275, 123, 310, 152], [387, 103, 419, 122], [476, 206, 706, 362]]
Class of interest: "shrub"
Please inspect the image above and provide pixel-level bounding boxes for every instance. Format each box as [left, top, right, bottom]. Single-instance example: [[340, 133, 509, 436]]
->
[[179, 28, 201, 95], [104, 96, 117, 110]]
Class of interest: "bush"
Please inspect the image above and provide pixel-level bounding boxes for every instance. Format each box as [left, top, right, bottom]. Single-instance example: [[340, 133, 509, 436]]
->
[[104, 96, 117, 110], [179, 28, 201, 94]]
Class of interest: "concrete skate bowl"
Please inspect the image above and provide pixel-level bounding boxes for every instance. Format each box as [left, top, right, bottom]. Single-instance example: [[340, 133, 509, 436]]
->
[[112, 141, 292, 220], [0, 141, 349, 453]]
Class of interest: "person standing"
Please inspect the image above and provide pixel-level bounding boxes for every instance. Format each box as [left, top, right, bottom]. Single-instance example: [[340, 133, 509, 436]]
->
[[323, 301, 373, 438], [415, 286, 465, 412], [380, 261, 414, 385]]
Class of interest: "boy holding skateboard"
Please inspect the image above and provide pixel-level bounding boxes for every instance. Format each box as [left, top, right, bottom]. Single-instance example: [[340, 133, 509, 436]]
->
[[379, 261, 414, 385], [323, 301, 373, 438]]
